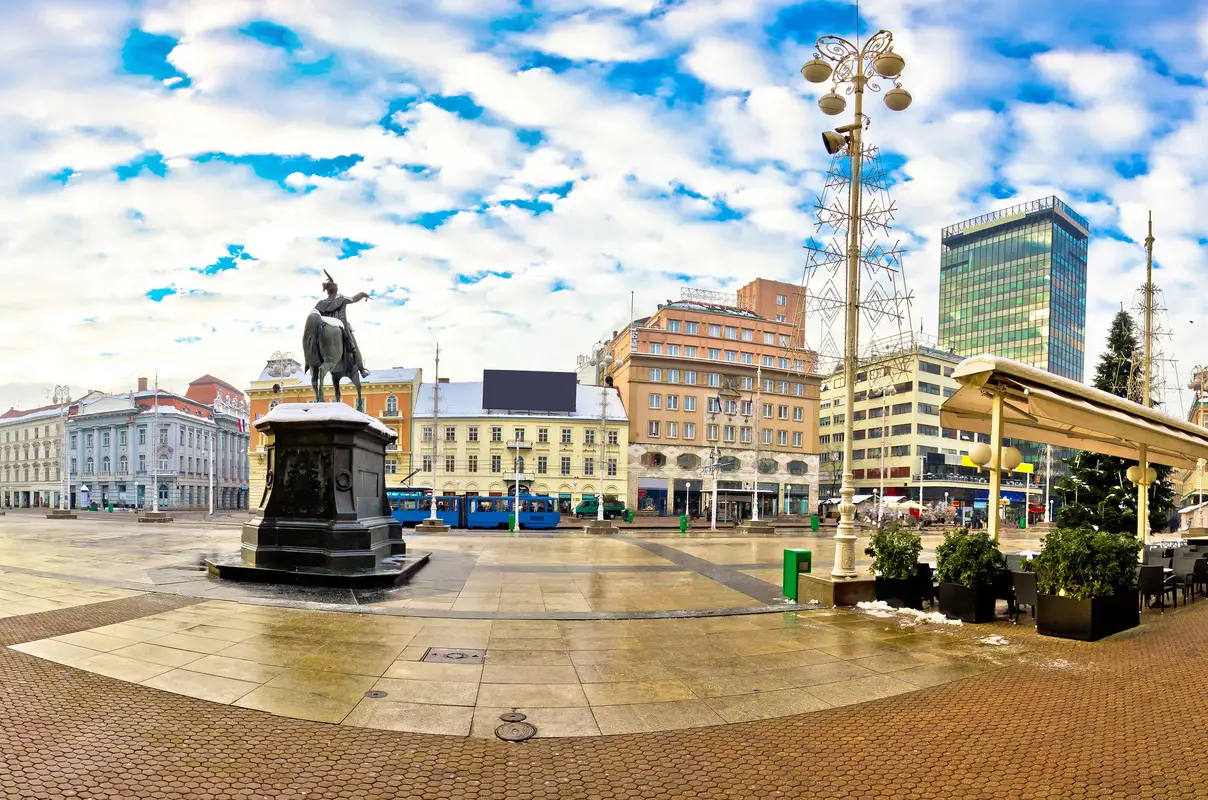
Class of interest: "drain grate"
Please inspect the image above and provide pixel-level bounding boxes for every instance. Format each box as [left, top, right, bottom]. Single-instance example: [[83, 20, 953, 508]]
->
[[421, 647, 487, 664], [499, 712, 526, 723], [495, 721, 537, 742], [364, 690, 388, 699]]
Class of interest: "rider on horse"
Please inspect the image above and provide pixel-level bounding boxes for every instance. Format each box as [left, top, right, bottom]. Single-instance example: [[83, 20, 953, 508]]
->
[[310, 272, 371, 379]]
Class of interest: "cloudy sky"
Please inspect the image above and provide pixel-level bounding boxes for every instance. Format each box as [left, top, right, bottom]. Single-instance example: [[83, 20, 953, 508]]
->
[[2, 0, 1204, 414]]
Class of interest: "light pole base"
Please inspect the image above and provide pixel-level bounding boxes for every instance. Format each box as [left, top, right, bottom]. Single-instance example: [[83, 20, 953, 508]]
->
[[830, 533, 858, 579], [583, 519, 620, 535], [736, 521, 777, 535], [138, 511, 174, 524], [46, 509, 76, 520], [415, 519, 450, 533]]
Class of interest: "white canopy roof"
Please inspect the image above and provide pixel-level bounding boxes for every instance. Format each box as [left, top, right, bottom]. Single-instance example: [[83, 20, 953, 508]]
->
[[941, 355, 1208, 470]]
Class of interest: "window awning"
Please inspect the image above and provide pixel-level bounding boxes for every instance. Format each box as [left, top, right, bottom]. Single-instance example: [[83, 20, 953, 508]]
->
[[941, 355, 1208, 470]]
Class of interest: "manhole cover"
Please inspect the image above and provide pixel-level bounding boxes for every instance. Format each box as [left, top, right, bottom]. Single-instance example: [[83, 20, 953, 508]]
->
[[364, 690, 388, 699], [499, 712, 526, 722], [422, 648, 487, 664], [495, 721, 537, 742]]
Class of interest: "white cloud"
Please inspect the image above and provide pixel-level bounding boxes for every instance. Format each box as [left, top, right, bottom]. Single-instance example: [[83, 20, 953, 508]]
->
[[520, 13, 659, 62], [2, 0, 1208, 421]]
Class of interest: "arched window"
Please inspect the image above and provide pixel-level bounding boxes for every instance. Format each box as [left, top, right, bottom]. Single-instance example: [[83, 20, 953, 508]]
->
[[32, 466, 38, 481], [386, 395, 398, 415], [85, 457, 94, 474], [102, 456, 111, 473], [119, 455, 128, 473]]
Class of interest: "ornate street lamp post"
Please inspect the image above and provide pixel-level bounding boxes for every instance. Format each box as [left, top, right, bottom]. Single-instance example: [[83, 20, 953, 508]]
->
[[802, 30, 911, 577], [53, 385, 70, 513], [582, 342, 617, 533]]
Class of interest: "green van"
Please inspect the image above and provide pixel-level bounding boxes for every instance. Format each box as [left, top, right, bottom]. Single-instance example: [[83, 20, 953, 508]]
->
[[574, 495, 626, 520]]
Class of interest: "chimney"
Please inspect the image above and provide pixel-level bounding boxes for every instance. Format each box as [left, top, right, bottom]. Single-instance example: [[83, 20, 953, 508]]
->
[[138, 377, 148, 392]]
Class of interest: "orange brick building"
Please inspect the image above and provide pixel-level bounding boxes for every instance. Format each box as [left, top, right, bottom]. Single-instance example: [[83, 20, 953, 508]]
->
[[245, 353, 421, 507], [600, 280, 822, 520]]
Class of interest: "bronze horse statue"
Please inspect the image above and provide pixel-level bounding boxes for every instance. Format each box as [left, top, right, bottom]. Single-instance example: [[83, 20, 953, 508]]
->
[[302, 273, 371, 405]]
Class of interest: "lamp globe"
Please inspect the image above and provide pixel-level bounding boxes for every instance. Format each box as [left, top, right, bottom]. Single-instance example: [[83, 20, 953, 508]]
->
[[818, 92, 847, 116], [884, 87, 912, 111], [801, 58, 833, 84], [969, 442, 992, 467], [874, 50, 905, 78]]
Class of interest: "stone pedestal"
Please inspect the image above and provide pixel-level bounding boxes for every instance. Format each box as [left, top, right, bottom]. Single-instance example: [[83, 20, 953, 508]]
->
[[46, 509, 77, 520], [415, 518, 450, 533], [137, 511, 173, 524], [583, 519, 620, 534], [207, 403, 427, 588], [736, 520, 777, 535], [797, 574, 876, 607]]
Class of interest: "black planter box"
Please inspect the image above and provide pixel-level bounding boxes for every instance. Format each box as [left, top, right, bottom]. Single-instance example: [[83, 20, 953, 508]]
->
[[875, 576, 924, 610], [1036, 591, 1140, 642], [938, 582, 997, 623]]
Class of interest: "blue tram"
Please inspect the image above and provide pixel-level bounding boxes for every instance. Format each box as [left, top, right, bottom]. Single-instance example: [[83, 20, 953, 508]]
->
[[386, 491, 561, 530]]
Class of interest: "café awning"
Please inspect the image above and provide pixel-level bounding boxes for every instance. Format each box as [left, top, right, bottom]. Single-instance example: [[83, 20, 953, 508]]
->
[[941, 355, 1208, 471]]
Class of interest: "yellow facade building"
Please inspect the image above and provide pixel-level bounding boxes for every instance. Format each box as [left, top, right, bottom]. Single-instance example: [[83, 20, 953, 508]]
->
[[411, 380, 629, 514], [245, 353, 420, 508]]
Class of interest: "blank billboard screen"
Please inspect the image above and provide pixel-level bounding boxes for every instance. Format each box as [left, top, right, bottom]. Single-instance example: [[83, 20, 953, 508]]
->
[[482, 370, 577, 413]]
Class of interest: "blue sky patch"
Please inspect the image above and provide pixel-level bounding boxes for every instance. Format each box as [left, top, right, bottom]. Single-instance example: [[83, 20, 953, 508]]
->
[[146, 286, 177, 302], [120, 29, 190, 86], [605, 59, 705, 106], [175, 336, 201, 343], [241, 21, 303, 53], [48, 167, 74, 185], [412, 209, 459, 230], [319, 237, 375, 259], [115, 152, 168, 181], [515, 128, 544, 147], [194, 245, 257, 275], [456, 270, 513, 285], [428, 94, 486, 120], [551, 279, 571, 292], [192, 152, 364, 187]]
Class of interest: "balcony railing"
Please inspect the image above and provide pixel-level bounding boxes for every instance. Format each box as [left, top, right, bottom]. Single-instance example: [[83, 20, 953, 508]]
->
[[504, 473, 528, 482], [506, 440, 531, 450]]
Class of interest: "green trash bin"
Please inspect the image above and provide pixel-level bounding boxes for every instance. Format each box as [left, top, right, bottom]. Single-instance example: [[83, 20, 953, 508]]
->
[[626, 509, 634, 524], [782, 549, 812, 601], [509, 513, 517, 532], [679, 514, 689, 532], [810, 514, 820, 532], [107, 503, 113, 513]]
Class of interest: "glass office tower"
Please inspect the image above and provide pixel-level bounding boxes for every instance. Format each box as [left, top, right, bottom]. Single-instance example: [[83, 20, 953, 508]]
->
[[938, 196, 1089, 381]]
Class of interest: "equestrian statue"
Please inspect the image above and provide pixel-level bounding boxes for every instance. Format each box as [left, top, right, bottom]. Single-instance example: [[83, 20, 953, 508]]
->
[[302, 270, 372, 405]]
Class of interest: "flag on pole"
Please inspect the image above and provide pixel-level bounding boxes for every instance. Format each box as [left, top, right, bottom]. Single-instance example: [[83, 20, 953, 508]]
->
[[237, 418, 246, 433]]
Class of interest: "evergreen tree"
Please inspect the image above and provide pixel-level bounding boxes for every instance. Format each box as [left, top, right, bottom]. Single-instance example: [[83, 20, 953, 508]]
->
[[1056, 310, 1174, 533]]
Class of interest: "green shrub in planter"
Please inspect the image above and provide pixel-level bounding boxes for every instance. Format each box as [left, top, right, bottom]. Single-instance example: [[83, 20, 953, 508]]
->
[[864, 518, 922, 580], [1033, 525, 1141, 641], [935, 529, 1005, 623], [1033, 525, 1140, 600]]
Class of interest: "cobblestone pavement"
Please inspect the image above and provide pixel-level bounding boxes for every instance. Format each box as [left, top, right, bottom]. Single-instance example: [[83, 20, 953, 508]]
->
[[3, 590, 1207, 798]]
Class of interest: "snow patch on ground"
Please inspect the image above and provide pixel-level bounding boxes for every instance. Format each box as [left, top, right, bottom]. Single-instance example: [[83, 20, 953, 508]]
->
[[978, 634, 1011, 647], [856, 600, 963, 626]]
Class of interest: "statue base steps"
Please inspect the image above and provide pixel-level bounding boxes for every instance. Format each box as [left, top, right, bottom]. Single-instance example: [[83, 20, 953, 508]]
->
[[138, 511, 174, 524]]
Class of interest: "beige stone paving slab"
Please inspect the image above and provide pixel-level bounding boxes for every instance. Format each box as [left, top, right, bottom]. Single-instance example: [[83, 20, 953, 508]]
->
[[234, 685, 359, 724], [344, 698, 474, 735], [851, 650, 950, 674], [485, 636, 570, 651], [591, 700, 726, 735], [573, 662, 682, 684], [182, 654, 286, 684], [110, 642, 206, 669], [380, 660, 484, 682], [216, 635, 324, 665], [682, 670, 798, 699], [74, 652, 174, 683], [266, 669, 378, 703], [893, 661, 994, 689], [476, 682, 588, 708], [803, 674, 918, 707], [480, 665, 579, 684], [484, 649, 573, 667], [814, 640, 911, 659], [175, 624, 264, 643], [705, 689, 833, 723], [148, 632, 237, 656], [371, 677, 480, 706], [141, 669, 261, 704], [470, 706, 601, 738], [9, 639, 101, 666], [581, 680, 698, 706], [88, 623, 168, 643], [293, 642, 410, 677], [740, 648, 841, 671], [52, 630, 144, 652], [762, 660, 880, 688]]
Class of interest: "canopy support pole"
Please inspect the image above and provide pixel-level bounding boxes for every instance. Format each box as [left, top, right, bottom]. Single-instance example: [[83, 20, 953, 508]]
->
[[988, 391, 1005, 542], [1137, 443, 1149, 550]]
